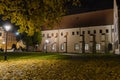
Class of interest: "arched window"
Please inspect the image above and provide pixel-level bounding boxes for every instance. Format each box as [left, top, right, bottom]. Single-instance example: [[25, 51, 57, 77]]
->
[[51, 43, 57, 51], [74, 43, 79, 51], [96, 44, 101, 50], [61, 43, 65, 51], [85, 44, 89, 50]]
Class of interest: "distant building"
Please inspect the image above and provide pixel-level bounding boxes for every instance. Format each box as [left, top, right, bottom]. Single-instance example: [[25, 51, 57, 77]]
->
[[0, 27, 16, 50], [40, 0, 119, 54]]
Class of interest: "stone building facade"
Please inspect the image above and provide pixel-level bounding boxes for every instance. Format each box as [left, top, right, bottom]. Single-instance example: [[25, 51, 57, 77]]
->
[[40, 9, 116, 53], [0, 1, 118, 53], [40, 25, 114, 53]]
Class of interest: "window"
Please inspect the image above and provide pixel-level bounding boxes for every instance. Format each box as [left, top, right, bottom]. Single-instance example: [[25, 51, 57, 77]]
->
[[72, 32, 75, 35], [106, 29, 109, 33], [96, 44, 101, 50], [88, 31, 90, 34], [51, 43, 56, 51], [61, 43, 65, 51], [94, 30, 96, 34], [99, 30, 102, 33], [76, 31, 79, 35], [74, 43, 79, 50], [85, 44, 89, 50], [82, 31, 85, 34], [61, 32, 63, 36]]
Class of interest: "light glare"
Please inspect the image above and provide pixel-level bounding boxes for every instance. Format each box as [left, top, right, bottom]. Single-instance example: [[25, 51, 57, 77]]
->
[[4, 24, 12, 31], [45, 40, 49, 44]]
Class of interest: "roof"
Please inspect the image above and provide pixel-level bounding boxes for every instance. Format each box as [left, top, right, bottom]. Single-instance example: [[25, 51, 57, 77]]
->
[[43, 9, 113, 30]]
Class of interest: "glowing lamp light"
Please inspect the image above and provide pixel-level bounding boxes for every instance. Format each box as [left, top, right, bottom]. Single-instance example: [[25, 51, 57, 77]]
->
[[45, 39, 49, 44], [2, 41, 5, 44], [15, 32, 19, 35], [4, 24, 12, 31]]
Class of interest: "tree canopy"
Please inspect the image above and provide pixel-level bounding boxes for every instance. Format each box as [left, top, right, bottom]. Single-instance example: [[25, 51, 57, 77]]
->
[[0, 0, 80, 36], [22, 31, 42, 47]]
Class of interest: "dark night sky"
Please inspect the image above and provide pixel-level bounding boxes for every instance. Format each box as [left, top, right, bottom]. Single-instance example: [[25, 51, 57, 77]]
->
[[67, 0, 120, 15], [0, 0, 120, 25]]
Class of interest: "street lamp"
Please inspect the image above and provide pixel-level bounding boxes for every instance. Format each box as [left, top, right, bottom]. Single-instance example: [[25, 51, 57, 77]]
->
[[15, 32, 19, 36], [3, 24, 12, 60], [2, 41, 5, 44], [15, 32, 21, 41], [45, 39, 49, 53]]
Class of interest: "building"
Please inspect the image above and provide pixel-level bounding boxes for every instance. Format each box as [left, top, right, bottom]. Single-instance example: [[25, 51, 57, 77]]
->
[[40, 0, 119, 54], [0, 27, 17, 50]]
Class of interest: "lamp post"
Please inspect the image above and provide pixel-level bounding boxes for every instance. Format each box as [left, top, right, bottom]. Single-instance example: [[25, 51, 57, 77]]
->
[[45, 39, 49, 53], [3, 24, 11, 60]]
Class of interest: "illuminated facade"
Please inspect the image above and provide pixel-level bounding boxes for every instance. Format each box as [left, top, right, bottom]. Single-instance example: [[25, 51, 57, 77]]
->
[[40, 25, 114, 53], [40, 0, 119, 54], [0, 27, 16, 50]]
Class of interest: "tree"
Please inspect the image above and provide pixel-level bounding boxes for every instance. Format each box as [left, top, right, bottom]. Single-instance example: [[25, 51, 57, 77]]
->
[[22, 31, 42, 51], [0, 0, 80, 36]]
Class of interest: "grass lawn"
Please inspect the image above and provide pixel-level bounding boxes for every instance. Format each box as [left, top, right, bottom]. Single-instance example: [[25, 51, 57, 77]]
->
[[0, 52, 119, 60], [0, 52, 71, 60], [0, 52, 120, 80]]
